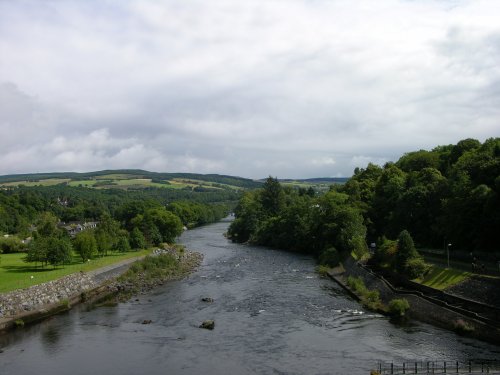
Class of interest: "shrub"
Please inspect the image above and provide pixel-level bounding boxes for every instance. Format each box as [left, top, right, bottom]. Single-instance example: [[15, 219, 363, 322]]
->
[[347, 276, 368, 294], [318, 247, 340, 267], [365, 290, 380, 304], [453, 319, 474, 334], [388, 298, 410, 317], [14, 319, 25, 328], [405, 257, 430, 279], [316, 265, 330, 277], [0, 236, 25, 253], [373, 237, 397, 266]]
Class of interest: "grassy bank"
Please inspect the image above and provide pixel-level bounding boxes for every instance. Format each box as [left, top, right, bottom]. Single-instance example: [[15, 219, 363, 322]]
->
[[0, 250, 152, 293], [113, 247, 203, 299], [412, 266, 471, 290]]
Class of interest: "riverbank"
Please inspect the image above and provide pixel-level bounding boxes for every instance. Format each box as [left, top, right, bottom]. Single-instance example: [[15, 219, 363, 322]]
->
[[0, 246, 202, 333], [328, 257, 500, 345]]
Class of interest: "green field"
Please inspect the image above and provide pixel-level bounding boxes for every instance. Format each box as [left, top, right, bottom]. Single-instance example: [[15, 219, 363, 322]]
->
[[67, 176, 224, 190], [412, 266, 471, 290], [1, 178, 71, 187], [0, 249, 152, 293]]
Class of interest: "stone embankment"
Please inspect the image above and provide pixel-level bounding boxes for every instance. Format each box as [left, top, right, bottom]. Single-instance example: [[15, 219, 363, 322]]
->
[[0, 247, 202, 332], [329, 257, 500, 345], [0, 272, 98, 318]]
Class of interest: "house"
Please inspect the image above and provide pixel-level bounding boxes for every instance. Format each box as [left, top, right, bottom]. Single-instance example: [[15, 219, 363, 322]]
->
[[61, 221, 99, 237]]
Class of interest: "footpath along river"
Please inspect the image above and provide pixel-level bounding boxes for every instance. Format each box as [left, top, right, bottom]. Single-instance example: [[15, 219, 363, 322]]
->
[[0, 218, 499, 375]]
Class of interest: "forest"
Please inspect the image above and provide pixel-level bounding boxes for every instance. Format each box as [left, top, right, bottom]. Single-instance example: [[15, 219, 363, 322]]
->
[[228, 138, 500, 268], [0, 183, 233, 267]]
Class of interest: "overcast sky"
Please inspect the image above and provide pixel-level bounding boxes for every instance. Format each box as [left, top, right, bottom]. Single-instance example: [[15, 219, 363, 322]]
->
[[0, 0, 499, 179]]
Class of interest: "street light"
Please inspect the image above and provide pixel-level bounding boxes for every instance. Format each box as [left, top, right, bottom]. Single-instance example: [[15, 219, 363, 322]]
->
[[447, 243, 452, 268]]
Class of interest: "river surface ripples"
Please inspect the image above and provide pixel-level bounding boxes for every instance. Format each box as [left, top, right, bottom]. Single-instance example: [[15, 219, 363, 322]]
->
[[1, 218, 499, 375]]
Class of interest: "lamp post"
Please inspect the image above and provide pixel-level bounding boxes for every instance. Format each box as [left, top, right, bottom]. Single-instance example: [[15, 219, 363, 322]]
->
[[447, 243, 452, 268]]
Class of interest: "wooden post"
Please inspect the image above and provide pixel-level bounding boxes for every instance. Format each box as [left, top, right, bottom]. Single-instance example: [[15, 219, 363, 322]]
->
[[469, 361, 472, 373], [444, 361, 447, 373], [391, 362, 393, 374], [403, 362, 405, 374], [415, 362, 418, 374], [456, 361, 459, 373]]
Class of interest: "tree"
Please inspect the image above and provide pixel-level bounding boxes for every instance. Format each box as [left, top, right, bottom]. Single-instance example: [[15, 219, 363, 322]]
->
[[94, 214, 120, 256], [395, 230, 418, 273], [129, 227, 146, 250], [46, 236, 72, 267], [116, 235, 131, 253], [260, 176, 285, 217], [73, 231, 97, 262], [36, 211, 60, 237]]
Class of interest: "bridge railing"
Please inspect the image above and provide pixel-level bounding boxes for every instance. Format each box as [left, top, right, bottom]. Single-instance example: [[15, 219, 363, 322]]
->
[[376, 359, 500, 374]]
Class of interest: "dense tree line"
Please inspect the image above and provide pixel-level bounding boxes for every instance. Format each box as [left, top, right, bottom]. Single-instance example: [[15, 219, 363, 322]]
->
[[228, 138, 500, 268], [228, 177, 369, 265], [0, 184, 233, 266], [343, 137, 499, 254]]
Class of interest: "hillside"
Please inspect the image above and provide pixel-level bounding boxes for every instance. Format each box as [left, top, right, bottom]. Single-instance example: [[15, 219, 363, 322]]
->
[[0, 170, 262, 191]]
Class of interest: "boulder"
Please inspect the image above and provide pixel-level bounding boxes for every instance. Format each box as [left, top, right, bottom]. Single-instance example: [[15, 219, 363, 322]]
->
[[141, 319, 152, 325], [201, 297, 214, 303], [199, 320, 215, 330]]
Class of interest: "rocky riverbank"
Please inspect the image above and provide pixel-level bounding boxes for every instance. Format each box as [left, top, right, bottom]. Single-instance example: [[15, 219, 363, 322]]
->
[[0, 246, 203, 331], [109, 247, 203, 299]]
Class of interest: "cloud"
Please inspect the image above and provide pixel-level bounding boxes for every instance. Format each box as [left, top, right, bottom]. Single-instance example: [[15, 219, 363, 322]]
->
[[0, 0, 499, 178]]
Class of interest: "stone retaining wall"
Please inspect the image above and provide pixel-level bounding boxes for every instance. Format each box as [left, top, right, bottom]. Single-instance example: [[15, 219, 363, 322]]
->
[[0, 272, 99, 318], [334, 257, 500, 345]]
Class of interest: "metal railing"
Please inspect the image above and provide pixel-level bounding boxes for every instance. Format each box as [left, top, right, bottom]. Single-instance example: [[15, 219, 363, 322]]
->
[[376, 360, 500, 374]]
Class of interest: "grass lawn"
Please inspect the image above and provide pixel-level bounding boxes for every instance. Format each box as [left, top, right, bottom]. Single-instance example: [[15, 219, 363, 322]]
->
[[412, 266, 471, 290], [0, 249, 152, 293]]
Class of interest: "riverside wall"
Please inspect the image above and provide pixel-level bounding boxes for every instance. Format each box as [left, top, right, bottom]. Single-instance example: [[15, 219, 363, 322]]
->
[[332, 257, 500, 345]]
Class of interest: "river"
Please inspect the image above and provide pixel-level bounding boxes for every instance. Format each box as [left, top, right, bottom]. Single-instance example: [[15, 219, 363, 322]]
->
[[0, 218, 499, 375]]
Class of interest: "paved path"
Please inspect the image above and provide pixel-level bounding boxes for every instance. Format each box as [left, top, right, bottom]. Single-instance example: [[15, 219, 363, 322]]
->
[[89, 255, 147, 283]]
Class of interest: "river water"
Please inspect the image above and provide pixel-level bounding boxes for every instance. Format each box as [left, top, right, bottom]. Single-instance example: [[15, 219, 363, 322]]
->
[[0, 218, 499, 375]]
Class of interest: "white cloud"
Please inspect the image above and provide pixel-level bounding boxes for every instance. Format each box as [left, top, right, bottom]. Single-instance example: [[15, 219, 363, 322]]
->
[[0, 0, 499, 178]]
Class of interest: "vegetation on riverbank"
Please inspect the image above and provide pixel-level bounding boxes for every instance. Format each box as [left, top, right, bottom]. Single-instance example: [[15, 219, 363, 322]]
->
[[113, 246, 203, 300], [228, 138, 500, 274], [0, 249, 151, 293], [0, 170, 236, 294]]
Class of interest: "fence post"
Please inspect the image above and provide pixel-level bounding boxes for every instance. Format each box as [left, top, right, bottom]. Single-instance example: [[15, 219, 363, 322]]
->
[[469, 361, 472, 373], [391, 362, 393, 374], [444, 361, 447, 373], [415, 362, 418, 374], [456, 361, 458, 374], [403, 362, 405, 374]]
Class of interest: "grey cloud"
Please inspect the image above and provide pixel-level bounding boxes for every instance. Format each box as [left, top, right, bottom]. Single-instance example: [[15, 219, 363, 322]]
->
[[0, 0, 499, 178]]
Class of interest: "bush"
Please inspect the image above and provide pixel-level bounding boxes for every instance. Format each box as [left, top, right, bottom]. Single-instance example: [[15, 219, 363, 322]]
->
[[316, 265, 330, 277], [0, 236, 25, 253], [373, 237, 397, 265], [318, 247, 340, 267], [14, 319, 25, 328], [388, 298, 410, 317], [405, 257, 430, 279], [365, 290, 380, 304], [347, 276, 368, 294], [453, 319, 474, 335]]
